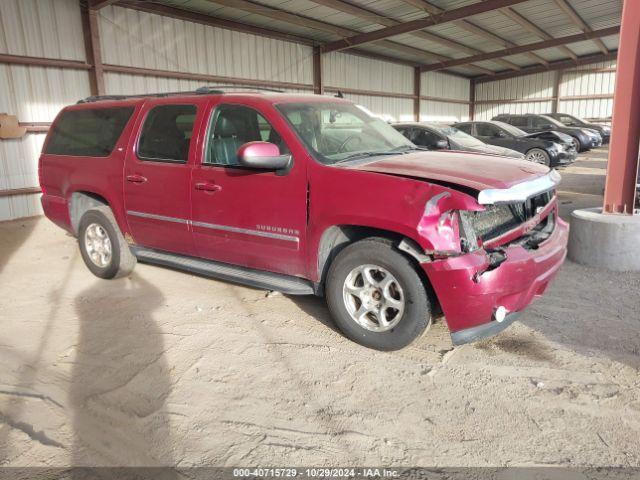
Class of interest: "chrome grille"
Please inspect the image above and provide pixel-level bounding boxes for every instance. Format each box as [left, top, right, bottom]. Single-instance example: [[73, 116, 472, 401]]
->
[[470, 191, 554, 242]]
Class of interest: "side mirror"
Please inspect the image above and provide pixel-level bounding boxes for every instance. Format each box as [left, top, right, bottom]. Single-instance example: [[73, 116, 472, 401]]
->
[[237, 141, 291, 170], [541, 124, 554, 130], [493, 131, 505, 138], [435, 139, 449, 149]]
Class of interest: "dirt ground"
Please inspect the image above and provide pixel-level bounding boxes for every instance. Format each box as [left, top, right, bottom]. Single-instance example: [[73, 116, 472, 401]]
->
[[1, 147, 639, 469]]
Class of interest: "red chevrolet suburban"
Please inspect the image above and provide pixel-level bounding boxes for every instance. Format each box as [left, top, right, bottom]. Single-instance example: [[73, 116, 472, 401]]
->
[[39, 88, 568, 350]]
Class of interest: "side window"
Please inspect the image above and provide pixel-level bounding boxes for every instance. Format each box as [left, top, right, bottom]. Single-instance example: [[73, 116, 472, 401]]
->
[[531, 116, 550, 128], [476, 123, 499, 137], [205, 104, 289, 166], [138, 104, 197, 163], [510, 116, 528, 128], [456, 124, 472, 134], [45, 107, 134, 157], [413, 129, 442, 148]]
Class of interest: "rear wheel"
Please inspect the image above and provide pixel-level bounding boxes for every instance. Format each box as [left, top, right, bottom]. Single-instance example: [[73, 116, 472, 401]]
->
[[325, 239, 431, 351], [78, 206, 136, 279], [525, 148, 551, 166]]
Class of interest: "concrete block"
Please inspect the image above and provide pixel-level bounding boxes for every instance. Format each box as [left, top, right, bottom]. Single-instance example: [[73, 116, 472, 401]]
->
[[568, 207, 640, 271]]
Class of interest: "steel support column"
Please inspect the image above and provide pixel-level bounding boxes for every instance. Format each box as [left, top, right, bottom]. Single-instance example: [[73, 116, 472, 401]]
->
[[81, 2, 105, 96], [469, 78, 476, 120], [551, 70, 562, 114], [414, 67, 421, 121], [313, 46, 323, 95], [603, 0, 640, 214]]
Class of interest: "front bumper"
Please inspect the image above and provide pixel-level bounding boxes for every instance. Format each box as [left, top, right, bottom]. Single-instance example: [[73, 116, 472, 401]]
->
[[422, 215, 569, 343], [550, 147, 578, 166]]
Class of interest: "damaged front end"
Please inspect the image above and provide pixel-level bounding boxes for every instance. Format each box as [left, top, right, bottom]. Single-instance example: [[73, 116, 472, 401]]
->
[[417, 170, 568, 344]]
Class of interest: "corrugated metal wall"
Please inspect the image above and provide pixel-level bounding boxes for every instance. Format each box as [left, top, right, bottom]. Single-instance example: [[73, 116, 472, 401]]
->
[[475, 72, 556, 120], [475, 63, 617, 123], [323, 52, 415, 121], [0, 0, 90, 221], [559, 60, 616, 122], [100, 5, 314, 86], [420, 71, 470, 122]]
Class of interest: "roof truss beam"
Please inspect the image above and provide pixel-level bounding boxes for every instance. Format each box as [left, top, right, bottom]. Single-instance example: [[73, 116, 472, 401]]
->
[[552, 0, 609, 54], [421, 26, 619, 72], [500, 6, 578, 61], [474, 51, 618, 83], [321, 0, 530, 53]]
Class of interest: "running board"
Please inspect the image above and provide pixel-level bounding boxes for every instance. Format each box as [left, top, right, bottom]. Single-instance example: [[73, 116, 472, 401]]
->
[[132, 248, 314, 295]]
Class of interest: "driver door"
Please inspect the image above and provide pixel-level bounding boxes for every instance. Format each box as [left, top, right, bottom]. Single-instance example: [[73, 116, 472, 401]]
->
[[190, 101, 308, 277]]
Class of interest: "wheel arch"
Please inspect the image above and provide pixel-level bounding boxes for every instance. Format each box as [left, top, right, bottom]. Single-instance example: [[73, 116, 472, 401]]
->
[[68, 191, 110, 235], [315, 225, 437, 308]]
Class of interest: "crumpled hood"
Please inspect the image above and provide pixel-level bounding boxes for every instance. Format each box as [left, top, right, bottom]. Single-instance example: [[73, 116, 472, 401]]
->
[[344, 150, 550, 192]]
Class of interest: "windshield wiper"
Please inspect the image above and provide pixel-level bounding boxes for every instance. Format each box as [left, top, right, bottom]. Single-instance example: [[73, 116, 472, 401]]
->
[[388, 145, 428, 152], [334, 151, 400, 163]]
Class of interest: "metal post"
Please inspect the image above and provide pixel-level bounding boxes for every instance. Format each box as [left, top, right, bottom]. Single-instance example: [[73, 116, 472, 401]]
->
[[81, 2, 105, 96], [414, 67, 421, 122], [603, 0, 640, 214], [469, 78, 476, 120], [551, 69, 562, 114], [313, 46, 323, 95]]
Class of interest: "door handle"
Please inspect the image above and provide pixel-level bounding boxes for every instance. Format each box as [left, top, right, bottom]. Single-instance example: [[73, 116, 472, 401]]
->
[[126, 174, 147, 184], [195, 182, 221, 193]]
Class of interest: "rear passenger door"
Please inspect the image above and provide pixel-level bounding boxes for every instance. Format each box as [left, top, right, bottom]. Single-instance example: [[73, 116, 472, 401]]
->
[[123, 98, 206, 255]]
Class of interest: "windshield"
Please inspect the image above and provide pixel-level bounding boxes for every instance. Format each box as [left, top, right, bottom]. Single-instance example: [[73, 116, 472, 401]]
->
[[494, 121, 527, 137], [276, 102, 414, 164], [432, 125, 485, 147], [540, 115, 565, 127]]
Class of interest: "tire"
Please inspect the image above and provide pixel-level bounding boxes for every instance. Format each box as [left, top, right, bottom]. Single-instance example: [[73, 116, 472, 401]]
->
[[525, 148, 551, 166], [325, 239, 431, 351], [570, 136, 583, 152], [78, 206, 136, 279]]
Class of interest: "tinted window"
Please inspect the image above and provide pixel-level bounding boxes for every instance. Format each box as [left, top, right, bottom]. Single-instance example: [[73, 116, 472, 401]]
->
[[138, 104, 196, 162], [45, 107, 133, 157], [456, 123, 472, 134], [413, 128, 443, 148], [476, 123, 500, 137], [509, 116, 528, 127], [531, 116, 554, 128], [205, 104, 288, 166]]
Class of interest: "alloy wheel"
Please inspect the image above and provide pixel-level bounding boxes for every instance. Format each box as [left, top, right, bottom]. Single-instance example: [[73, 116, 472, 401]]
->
[[342, 264, 405, 332]]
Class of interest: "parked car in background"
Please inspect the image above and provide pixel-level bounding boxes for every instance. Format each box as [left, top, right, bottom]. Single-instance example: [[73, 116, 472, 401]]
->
[[40, 89, 568, 350], [455, 120, 577, 167], [393, 122, 524, 159], [545, 113, 611, 144], [492, 113, 602, 152]]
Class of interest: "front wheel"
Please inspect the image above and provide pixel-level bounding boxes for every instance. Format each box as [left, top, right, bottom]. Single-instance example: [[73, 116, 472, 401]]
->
[[525, 148, 551, 166], [571, 136, 583, 152], [78, 206, 137, 279], [325, 239, 431, 351]]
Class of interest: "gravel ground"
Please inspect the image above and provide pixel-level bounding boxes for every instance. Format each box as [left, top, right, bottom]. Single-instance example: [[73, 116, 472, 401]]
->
[[0, 148, 639, 469]]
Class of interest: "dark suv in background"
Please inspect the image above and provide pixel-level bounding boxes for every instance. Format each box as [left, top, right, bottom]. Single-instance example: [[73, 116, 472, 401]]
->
[[455, 120, 577, 167], [492, 113, 602, 152], [545, 113, 611, 144]]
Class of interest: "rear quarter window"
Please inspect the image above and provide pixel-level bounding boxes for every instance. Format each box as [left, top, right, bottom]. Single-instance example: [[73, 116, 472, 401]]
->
[[45, 107, 134, 157]]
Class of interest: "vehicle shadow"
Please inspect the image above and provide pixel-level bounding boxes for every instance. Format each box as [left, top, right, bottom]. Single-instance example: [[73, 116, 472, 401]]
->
[[0, 218, 37, 274], [70, 274, 178, 478], [285, 294, 342, 334]]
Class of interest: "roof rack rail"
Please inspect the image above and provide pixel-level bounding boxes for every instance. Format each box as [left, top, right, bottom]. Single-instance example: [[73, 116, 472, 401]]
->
[[77, 85, 284, 104], [195, 85, 284, 94]]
